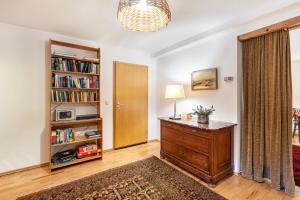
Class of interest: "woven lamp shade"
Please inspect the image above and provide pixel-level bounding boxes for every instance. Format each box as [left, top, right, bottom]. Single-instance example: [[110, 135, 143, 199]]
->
[[117, 0, 171, 32]]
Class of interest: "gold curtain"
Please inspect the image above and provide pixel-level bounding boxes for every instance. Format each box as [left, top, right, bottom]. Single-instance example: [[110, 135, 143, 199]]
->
[[241, 30, 295, 195]]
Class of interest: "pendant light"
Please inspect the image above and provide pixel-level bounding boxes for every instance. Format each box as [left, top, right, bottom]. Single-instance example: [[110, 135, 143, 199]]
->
[[117, 0, 171, 32]]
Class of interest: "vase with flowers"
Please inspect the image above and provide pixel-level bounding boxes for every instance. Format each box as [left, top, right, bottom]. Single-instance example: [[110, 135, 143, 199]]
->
[[192, 105, 215, 124]]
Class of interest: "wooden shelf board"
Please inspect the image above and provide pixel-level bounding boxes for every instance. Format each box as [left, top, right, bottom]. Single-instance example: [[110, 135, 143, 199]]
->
[[51, 118, 102, 126], [52, 87, 99, 91], [50, 154, 102, 170], [51, 136, 102, 147], [51, 54, 76, 60], [51, 101, 100, 104], [51, 54, 100, 64], [51, 70, 100, 76], [50, 39, 100, 52]]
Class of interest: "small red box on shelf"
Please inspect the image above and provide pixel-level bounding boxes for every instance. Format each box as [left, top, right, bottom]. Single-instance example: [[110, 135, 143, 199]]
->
[[77, 143, 98, 159]]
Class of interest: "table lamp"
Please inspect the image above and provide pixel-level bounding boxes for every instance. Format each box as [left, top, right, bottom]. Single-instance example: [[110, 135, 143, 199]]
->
[[165, 84, 185, 120]]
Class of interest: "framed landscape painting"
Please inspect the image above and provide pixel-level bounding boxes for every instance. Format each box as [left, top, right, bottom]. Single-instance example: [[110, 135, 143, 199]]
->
[[191, 68, 218, 90]]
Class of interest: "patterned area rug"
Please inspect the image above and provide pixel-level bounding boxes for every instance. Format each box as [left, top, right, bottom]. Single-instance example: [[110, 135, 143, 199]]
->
[[18, 156, 226, 200]]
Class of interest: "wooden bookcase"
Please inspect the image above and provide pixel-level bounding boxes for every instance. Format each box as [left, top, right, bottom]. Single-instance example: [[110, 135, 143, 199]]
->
[[48, 39, 102, 171]]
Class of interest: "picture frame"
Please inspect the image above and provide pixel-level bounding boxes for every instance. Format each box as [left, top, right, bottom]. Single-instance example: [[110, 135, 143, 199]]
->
[[191, 68, 218, 90]]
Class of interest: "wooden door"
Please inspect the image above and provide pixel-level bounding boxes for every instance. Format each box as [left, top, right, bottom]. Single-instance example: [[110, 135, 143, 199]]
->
[[114, 61, 148, 148]]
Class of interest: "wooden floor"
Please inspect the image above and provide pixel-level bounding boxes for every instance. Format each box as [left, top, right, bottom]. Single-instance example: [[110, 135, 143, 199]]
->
[[0, 141, 300, 200]]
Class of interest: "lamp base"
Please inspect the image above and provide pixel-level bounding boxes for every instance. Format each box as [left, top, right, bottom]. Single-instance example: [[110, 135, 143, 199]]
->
[[169, 116, 181, 120]]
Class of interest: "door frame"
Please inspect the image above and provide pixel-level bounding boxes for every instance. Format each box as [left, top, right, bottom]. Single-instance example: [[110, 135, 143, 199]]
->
[[113, 61, 149, 149]]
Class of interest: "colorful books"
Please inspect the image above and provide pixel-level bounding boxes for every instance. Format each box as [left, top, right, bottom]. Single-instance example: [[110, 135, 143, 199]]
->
[[51, 128, 75, 145], [51, 91, 98, 103], [51, 57, 99, 74], [52, 75, 99, 89]]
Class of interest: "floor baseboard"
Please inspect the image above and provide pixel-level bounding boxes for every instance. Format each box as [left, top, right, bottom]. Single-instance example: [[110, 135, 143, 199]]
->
[[0, 162, 49, 177], [0, 139, 160, 177], [148, 139, 159, 143]]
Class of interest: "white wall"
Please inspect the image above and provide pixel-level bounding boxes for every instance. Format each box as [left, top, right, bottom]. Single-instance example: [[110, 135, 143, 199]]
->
[[100, 44, 158, 150], [156, 4, 300, 172], [291, 28, 300, 108], [290, 29, 300, 61], [292, 60, 300, 108], [1, 3, 300, 175], [156, 30, 241, 171], [0, 22, 157, 173]]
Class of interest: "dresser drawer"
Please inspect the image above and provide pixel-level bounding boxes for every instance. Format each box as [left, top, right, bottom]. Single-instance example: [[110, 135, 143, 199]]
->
[[182, 126, 210, 138], [161, 121, 183, 131], [162, 139, 209, 173], [161, 126, 209, 154]]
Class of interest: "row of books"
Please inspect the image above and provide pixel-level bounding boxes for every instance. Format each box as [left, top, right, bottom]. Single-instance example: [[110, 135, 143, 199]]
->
[[52, 91, 98, 103], [51, 128, 75, 145], [51, 57, 99, 74], [52, 75, 99, 89]]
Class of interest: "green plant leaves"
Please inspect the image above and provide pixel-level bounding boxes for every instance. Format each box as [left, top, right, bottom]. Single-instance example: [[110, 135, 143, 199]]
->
[[193, 105, 215, 116]]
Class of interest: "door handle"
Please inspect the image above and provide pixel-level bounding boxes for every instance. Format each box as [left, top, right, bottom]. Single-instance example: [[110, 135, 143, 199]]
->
[[116, 101, 123, 109]]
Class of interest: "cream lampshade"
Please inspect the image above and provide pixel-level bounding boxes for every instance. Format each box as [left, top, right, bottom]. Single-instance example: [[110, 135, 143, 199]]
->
[[165, 84, 185, 120]]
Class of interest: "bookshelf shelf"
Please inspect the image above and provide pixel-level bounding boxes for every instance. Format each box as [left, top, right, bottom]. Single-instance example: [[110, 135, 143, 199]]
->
[[52, 87, 99, 91], [49, 39, 102, 171], [51, 70, 100, 77], [52, 101, 100, 104], [51, 118, 102, 126], [50, 154, 102, 170], [51, 54, 100, 64], [51, 136, 102, 147]]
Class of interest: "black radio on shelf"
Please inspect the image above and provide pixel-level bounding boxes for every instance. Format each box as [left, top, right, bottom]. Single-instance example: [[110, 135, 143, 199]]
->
[[76, 114, 99, 120]]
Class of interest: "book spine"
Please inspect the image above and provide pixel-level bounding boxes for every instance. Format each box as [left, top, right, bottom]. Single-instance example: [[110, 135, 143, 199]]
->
[[51, 131, 57, 144], [64, 130, 67, 143], [56, 130, 60, 144], [60, 130, 64, 143]]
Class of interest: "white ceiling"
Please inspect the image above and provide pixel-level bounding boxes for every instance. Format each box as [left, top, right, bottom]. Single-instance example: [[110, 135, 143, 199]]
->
[[0, 0, 298, 56]]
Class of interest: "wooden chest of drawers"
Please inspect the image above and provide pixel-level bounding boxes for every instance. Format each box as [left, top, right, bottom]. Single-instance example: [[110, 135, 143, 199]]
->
[[160, 118, 236, 186]]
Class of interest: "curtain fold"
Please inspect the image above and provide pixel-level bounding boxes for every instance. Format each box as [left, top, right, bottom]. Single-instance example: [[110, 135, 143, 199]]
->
[[241, 30, 295, 195]]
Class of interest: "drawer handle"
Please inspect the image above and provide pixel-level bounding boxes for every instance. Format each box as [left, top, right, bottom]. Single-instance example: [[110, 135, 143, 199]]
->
[[191, 129, 197, 133], [178, 150, 185, 155], [167, 124, 172, 127]]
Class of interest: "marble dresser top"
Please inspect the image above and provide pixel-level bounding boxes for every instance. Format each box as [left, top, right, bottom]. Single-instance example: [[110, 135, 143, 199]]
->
[[159, 117, 237, 131]]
